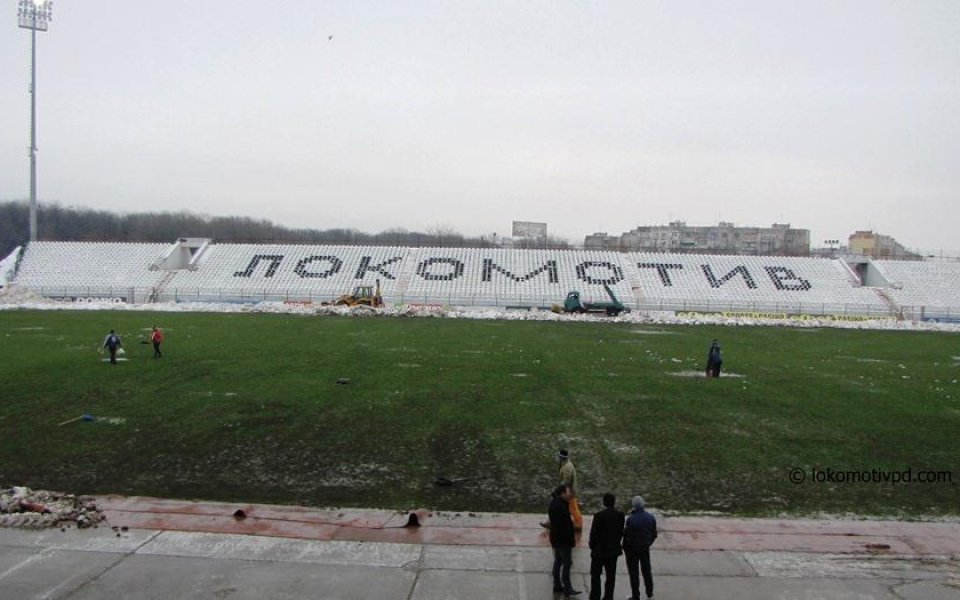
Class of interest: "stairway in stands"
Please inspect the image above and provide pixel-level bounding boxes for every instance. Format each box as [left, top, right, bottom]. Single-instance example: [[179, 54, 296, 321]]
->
[[149, 271, 178, 303], [873, 288, 902, 320], [394, 248, 420, 302]]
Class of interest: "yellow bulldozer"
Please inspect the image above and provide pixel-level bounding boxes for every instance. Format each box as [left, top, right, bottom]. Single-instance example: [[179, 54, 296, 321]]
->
[[333, 279, 384, 308]]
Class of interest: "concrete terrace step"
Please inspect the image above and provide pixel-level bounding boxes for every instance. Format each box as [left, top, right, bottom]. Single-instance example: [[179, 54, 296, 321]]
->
[[96, 495, 960, 557], [2, 497, 958, 600]]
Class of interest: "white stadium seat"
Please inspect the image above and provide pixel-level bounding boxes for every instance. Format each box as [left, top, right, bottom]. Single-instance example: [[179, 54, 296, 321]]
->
[[13, 242, 170, 303]]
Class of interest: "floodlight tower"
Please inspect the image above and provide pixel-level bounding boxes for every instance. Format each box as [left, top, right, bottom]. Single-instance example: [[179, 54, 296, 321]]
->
[[18, 0, 53, 242]]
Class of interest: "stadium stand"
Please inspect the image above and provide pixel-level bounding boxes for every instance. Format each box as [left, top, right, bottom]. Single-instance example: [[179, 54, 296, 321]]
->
[[625, 253, 889, 316], [162, 244, 408, 303], [12, 242, 170, 303], [871, 260, 960, 321], [8, 241, 958, 320], [401, 248, 632, 307]]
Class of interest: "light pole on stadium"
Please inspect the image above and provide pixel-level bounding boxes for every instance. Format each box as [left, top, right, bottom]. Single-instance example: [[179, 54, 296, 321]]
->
[[17, 0, 53, 242]]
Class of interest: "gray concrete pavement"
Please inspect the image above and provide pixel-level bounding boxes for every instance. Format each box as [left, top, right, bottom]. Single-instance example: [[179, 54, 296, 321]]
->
[[1, 527, 958, 599]]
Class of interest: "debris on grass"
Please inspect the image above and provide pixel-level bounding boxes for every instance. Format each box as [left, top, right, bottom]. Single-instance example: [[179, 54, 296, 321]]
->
[[58, 414, 126, 426], [57, 413, 95, 426], [434, 476, 486, 487]]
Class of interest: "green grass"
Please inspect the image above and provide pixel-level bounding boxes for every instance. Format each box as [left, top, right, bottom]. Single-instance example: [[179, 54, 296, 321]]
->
[[1, 309, 957, 517]]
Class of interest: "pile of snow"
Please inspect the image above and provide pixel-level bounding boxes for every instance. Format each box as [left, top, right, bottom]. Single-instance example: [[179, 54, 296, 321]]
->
[[0, 486, 105, 529], [0, 246, 20, 288], [1, 288, 959, 332], [0, 285, 52, 305]]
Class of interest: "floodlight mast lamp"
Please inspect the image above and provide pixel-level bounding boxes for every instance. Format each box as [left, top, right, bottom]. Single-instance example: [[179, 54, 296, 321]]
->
[[17, 0, 53, 242]]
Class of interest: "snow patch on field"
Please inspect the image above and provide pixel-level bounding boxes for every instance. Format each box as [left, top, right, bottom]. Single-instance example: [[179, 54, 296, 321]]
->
[[669, 370, 746, 378]]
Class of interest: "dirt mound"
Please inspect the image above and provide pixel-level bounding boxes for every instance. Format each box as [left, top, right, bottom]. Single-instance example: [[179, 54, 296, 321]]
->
[[0, 486, 106, 529]]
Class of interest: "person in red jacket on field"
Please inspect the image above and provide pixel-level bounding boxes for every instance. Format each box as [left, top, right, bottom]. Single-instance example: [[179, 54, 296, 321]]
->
[[150, 326, 164, 358]]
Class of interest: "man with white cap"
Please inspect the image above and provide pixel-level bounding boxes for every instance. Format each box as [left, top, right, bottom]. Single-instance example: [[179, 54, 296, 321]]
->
[[622, 495, 657, 600]]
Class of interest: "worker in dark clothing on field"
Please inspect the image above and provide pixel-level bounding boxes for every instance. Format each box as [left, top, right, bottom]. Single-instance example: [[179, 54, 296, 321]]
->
[[102, 329, 122, 365], [623, 495, 658, 600], [706, 339, 723, 378], [549, 484, 581, 596], [588, 492, 625, 600]]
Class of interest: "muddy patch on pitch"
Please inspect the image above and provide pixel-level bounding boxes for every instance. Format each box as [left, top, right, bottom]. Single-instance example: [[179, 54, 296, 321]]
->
[[838, 356, 889, 363], [630, 329, 676, 335]]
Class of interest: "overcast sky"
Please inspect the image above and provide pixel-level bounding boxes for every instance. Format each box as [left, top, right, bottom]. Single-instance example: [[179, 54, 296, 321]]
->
[[1, 1, 958, 252]]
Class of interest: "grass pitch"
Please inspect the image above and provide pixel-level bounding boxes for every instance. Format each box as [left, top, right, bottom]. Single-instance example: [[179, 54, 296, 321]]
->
[[0, 309, 957, 517]]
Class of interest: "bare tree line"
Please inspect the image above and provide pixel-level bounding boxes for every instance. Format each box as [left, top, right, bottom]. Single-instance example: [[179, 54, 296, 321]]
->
[[0, 201, 572, 259]]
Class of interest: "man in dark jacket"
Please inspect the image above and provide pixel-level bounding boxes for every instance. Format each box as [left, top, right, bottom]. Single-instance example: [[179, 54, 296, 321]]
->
[[622, 495, 657, 600], [548, 484, 581, 596], [588, 492, 624, 600], [102, 329, 122, 365], [706, 339, 722, 378]]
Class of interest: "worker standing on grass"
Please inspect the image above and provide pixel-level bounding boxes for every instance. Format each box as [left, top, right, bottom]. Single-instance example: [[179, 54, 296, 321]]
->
[[150, 325, 164, 358], [102, 329, 122, 365], [558, 449, 583, 530], [706, 339, 723, 378]]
